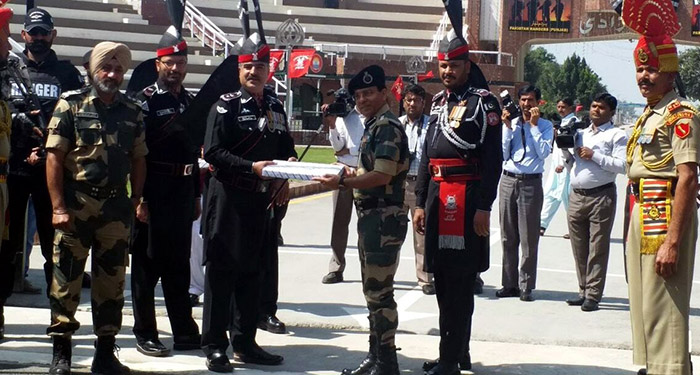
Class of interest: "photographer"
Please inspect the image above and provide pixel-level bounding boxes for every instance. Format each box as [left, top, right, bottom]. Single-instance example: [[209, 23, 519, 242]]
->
[[3, 8, 83, 296], [540, 98, 577, 238], [320, 89, 364, 285], [498, 85, 553, 302], [562, 93, 627, 312]]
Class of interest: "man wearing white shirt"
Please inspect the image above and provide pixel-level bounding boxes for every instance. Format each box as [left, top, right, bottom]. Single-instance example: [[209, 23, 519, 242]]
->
[[321, 99, 365, 284], [540, 98, 577, 238], [398, 84, 434, 295], [563, 93, 627, 312]]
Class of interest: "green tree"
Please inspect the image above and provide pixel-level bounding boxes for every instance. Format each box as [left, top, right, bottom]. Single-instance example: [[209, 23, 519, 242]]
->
[[679, 48, 700, 101], [524, 47, 557, 86]]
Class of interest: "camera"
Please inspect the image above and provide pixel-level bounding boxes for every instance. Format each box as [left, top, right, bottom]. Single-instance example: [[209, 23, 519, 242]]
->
[[499, 90, 521, 121], [553, 118, 588, 149], [325, 88, 354, 117]]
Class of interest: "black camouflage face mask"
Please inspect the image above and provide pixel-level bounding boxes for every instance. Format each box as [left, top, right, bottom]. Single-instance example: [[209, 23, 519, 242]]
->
[[27, 40, 51, 55]]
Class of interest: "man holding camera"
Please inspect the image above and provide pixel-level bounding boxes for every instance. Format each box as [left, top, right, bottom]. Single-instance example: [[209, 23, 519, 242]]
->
[[321, 89, 364, 285], [562, 93, 627, 312], [498, 85, 553, 302], [315, 65, 409, 375], [398, 84, 434, 295]]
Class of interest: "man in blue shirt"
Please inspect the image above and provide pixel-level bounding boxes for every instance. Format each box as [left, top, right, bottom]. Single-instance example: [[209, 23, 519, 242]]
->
[[497, 85, 553, 302]]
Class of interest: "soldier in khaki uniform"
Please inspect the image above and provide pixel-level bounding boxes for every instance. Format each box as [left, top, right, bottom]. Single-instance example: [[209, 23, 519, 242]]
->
[[0, 5, 13, 342], [45, 42, 147, 375], [622, 9, 698, 375], [316, 65, 409, 375]]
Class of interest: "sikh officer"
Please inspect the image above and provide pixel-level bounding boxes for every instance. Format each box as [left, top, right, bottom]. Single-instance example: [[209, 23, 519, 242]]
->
[[0, 6, 15, 341], [316, 65, 409, 375], [201, 31, 296, 373], [45, 42, 147, 375], [130, 26, 201, 357], [414, 25, 503, 374], [624, 23, 698, 375]]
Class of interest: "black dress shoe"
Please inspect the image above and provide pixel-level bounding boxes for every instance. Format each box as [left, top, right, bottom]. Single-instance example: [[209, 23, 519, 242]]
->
[[495, 287, 520, 298], [322, 272, 343, 284], [206, 351, 233, 373], [425, 361, 459, 375], [520, 289, 534, 302], [566, 296, 585, 306], [233, 343, 283, 365], [421, 284, 436, 295], [136, 339, 170, 357], [189, 293, 200, 307], [581, 298, 599, 312], [474, 276, 484, 295], [82, 272, 91, 289], [637, 369, 647, 375], [423, 359, 439, 371], [258, 315, 286, 334], [459, 352, 472, 370], [173, 334, 202, 351]]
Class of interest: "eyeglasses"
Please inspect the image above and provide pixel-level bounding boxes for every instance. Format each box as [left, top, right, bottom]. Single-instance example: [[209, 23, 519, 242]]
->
[[158, 59, 187, 69]]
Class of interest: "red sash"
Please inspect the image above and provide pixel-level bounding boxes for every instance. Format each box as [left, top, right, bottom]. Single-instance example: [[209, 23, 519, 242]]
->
[[430, 159, 480, 250]]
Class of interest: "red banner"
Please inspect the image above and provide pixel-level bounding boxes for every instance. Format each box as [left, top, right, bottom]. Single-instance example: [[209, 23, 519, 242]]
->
[[390, 75, 404, 102], [417, 71, 434, 82], [289, 49, 316, 79], [267, 50, 285, 82]]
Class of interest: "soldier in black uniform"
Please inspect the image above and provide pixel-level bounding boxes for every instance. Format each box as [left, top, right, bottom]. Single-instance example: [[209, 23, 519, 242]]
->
[[1, 7, 82, 300], [413, 24, 502, 375], [201, 31, 296, 373], [130, 26, 201, 357]]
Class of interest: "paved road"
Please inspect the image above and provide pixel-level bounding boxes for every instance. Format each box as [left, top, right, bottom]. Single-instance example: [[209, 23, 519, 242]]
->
[[1, 172, 700, 374]]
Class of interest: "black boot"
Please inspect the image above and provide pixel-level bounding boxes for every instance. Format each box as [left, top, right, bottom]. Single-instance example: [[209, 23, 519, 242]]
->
[[49, 336, 72, 375], [0, 303, 4, 340], [341, 335, 377, 375], [367, 345, 399, 375], [91, 336, 130, 375]]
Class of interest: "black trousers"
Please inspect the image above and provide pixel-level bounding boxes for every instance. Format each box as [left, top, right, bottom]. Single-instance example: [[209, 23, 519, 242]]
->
[[434, 265, 476, 364], [131, 220, 199, 342], [202, 264, 262, 355], [259, 203, 287, 317], [0, 170, 54, 300]]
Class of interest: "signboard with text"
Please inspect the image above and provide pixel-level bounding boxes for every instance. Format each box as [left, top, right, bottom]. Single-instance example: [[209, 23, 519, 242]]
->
[[693, 0, 700, 36], [507, 0, 572, 33]]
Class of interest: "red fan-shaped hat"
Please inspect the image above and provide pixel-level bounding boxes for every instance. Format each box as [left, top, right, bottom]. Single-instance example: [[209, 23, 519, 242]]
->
[[622, 0, 679, 72]]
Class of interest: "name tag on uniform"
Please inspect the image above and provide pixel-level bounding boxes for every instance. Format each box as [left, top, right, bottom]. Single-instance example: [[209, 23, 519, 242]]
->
[[76, 112, 99, 119], [238, 115, 257, 122], [156, 108, 176, 117]]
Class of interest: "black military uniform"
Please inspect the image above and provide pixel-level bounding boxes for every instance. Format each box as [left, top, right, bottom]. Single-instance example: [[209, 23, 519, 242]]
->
[[130, 27, 201, 356], [415, 23, 502, 375], [1, 8, 83, 300], [201, 31, 296, 372]]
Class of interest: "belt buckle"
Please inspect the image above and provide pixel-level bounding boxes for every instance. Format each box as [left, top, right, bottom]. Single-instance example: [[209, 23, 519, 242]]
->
[[430, 165, 443, 177], [182, 164, 194, 176]]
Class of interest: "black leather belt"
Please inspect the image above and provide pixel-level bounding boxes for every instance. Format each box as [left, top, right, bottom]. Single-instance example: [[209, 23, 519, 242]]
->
[[502, 170, 542, 180], [355, 198, 402, 210], [148, 161, 194, 177], [68, 181, 126, 200], [406, 175, 417, 181], [573, 182, 615, 196], [430, 164, 478, 178], [215, 172, 268, 193]]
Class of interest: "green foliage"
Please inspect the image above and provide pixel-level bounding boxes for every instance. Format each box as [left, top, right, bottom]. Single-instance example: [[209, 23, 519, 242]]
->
[[295, 146, 336, 164], [679, 48, 700, 101], [524, 49, 607, 119]]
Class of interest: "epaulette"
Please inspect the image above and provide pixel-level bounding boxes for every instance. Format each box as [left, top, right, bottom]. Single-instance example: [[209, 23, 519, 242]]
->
[[266, 94, 282, 106], [467, 87, 492, 97], [667, 99, 699, 115], [60, 86, 90, 100], [432, 90, 446, 103], [220, 91, 242, 101], [664, 100, 699, 127]]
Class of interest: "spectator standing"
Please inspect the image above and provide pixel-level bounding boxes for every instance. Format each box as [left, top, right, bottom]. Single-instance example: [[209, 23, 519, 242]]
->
[[497, 85, 553, 302]]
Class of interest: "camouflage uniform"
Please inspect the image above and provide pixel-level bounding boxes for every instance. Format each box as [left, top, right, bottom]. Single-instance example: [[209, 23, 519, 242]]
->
[[353, 104, 409, 348], [45, 86, 147, 337]]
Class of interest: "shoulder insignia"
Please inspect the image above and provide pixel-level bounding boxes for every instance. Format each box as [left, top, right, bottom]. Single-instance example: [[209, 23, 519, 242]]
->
[[487, 112, 501, 126], [664, 111, 693, 127], [60, 87, 89, 100], [468, 88, 491, 97], [220, 91, 242, 101], [667, 100, 682, 113], [432, 90, 446, 103], [217, 105, 228, 114], [675, 121, 691, 139], [266, 95, 283, 106]]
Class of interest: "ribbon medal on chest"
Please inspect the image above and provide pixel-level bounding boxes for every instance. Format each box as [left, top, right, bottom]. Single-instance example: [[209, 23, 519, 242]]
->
[[448, 101, 468, 129]]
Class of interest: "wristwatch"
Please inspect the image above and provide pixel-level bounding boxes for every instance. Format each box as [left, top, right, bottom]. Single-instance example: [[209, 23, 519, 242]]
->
[[338, 174, 346, 188]]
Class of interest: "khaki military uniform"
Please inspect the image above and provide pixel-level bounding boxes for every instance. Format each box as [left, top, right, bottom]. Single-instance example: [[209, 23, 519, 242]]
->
[[626, 91, 699, 375], [45, 87, 147, 337], [353, 104, 409, 348]]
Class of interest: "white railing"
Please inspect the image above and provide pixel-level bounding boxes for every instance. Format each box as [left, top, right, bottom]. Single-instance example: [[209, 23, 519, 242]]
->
[[183, 2, 235, 57]]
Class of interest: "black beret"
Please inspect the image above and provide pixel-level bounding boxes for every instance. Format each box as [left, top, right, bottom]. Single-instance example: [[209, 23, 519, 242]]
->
[[348, 65, 386, 96]]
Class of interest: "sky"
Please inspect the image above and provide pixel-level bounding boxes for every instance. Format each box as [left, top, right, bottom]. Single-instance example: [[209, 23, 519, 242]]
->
[[538, 40, 693, 104]]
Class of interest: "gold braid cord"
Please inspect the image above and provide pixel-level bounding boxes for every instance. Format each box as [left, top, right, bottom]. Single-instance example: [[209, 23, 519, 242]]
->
[[626, 107, 674, 170], [0, 100, 11, 137]]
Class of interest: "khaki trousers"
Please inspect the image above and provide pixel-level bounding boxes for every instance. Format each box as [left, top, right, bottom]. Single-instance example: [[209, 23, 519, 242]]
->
[[626, 201, 696, 375], [404, 178, 432, 286]]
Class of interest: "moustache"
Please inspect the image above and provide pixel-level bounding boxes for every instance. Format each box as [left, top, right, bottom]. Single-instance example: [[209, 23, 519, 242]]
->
[[638, 80, 653, 87]]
